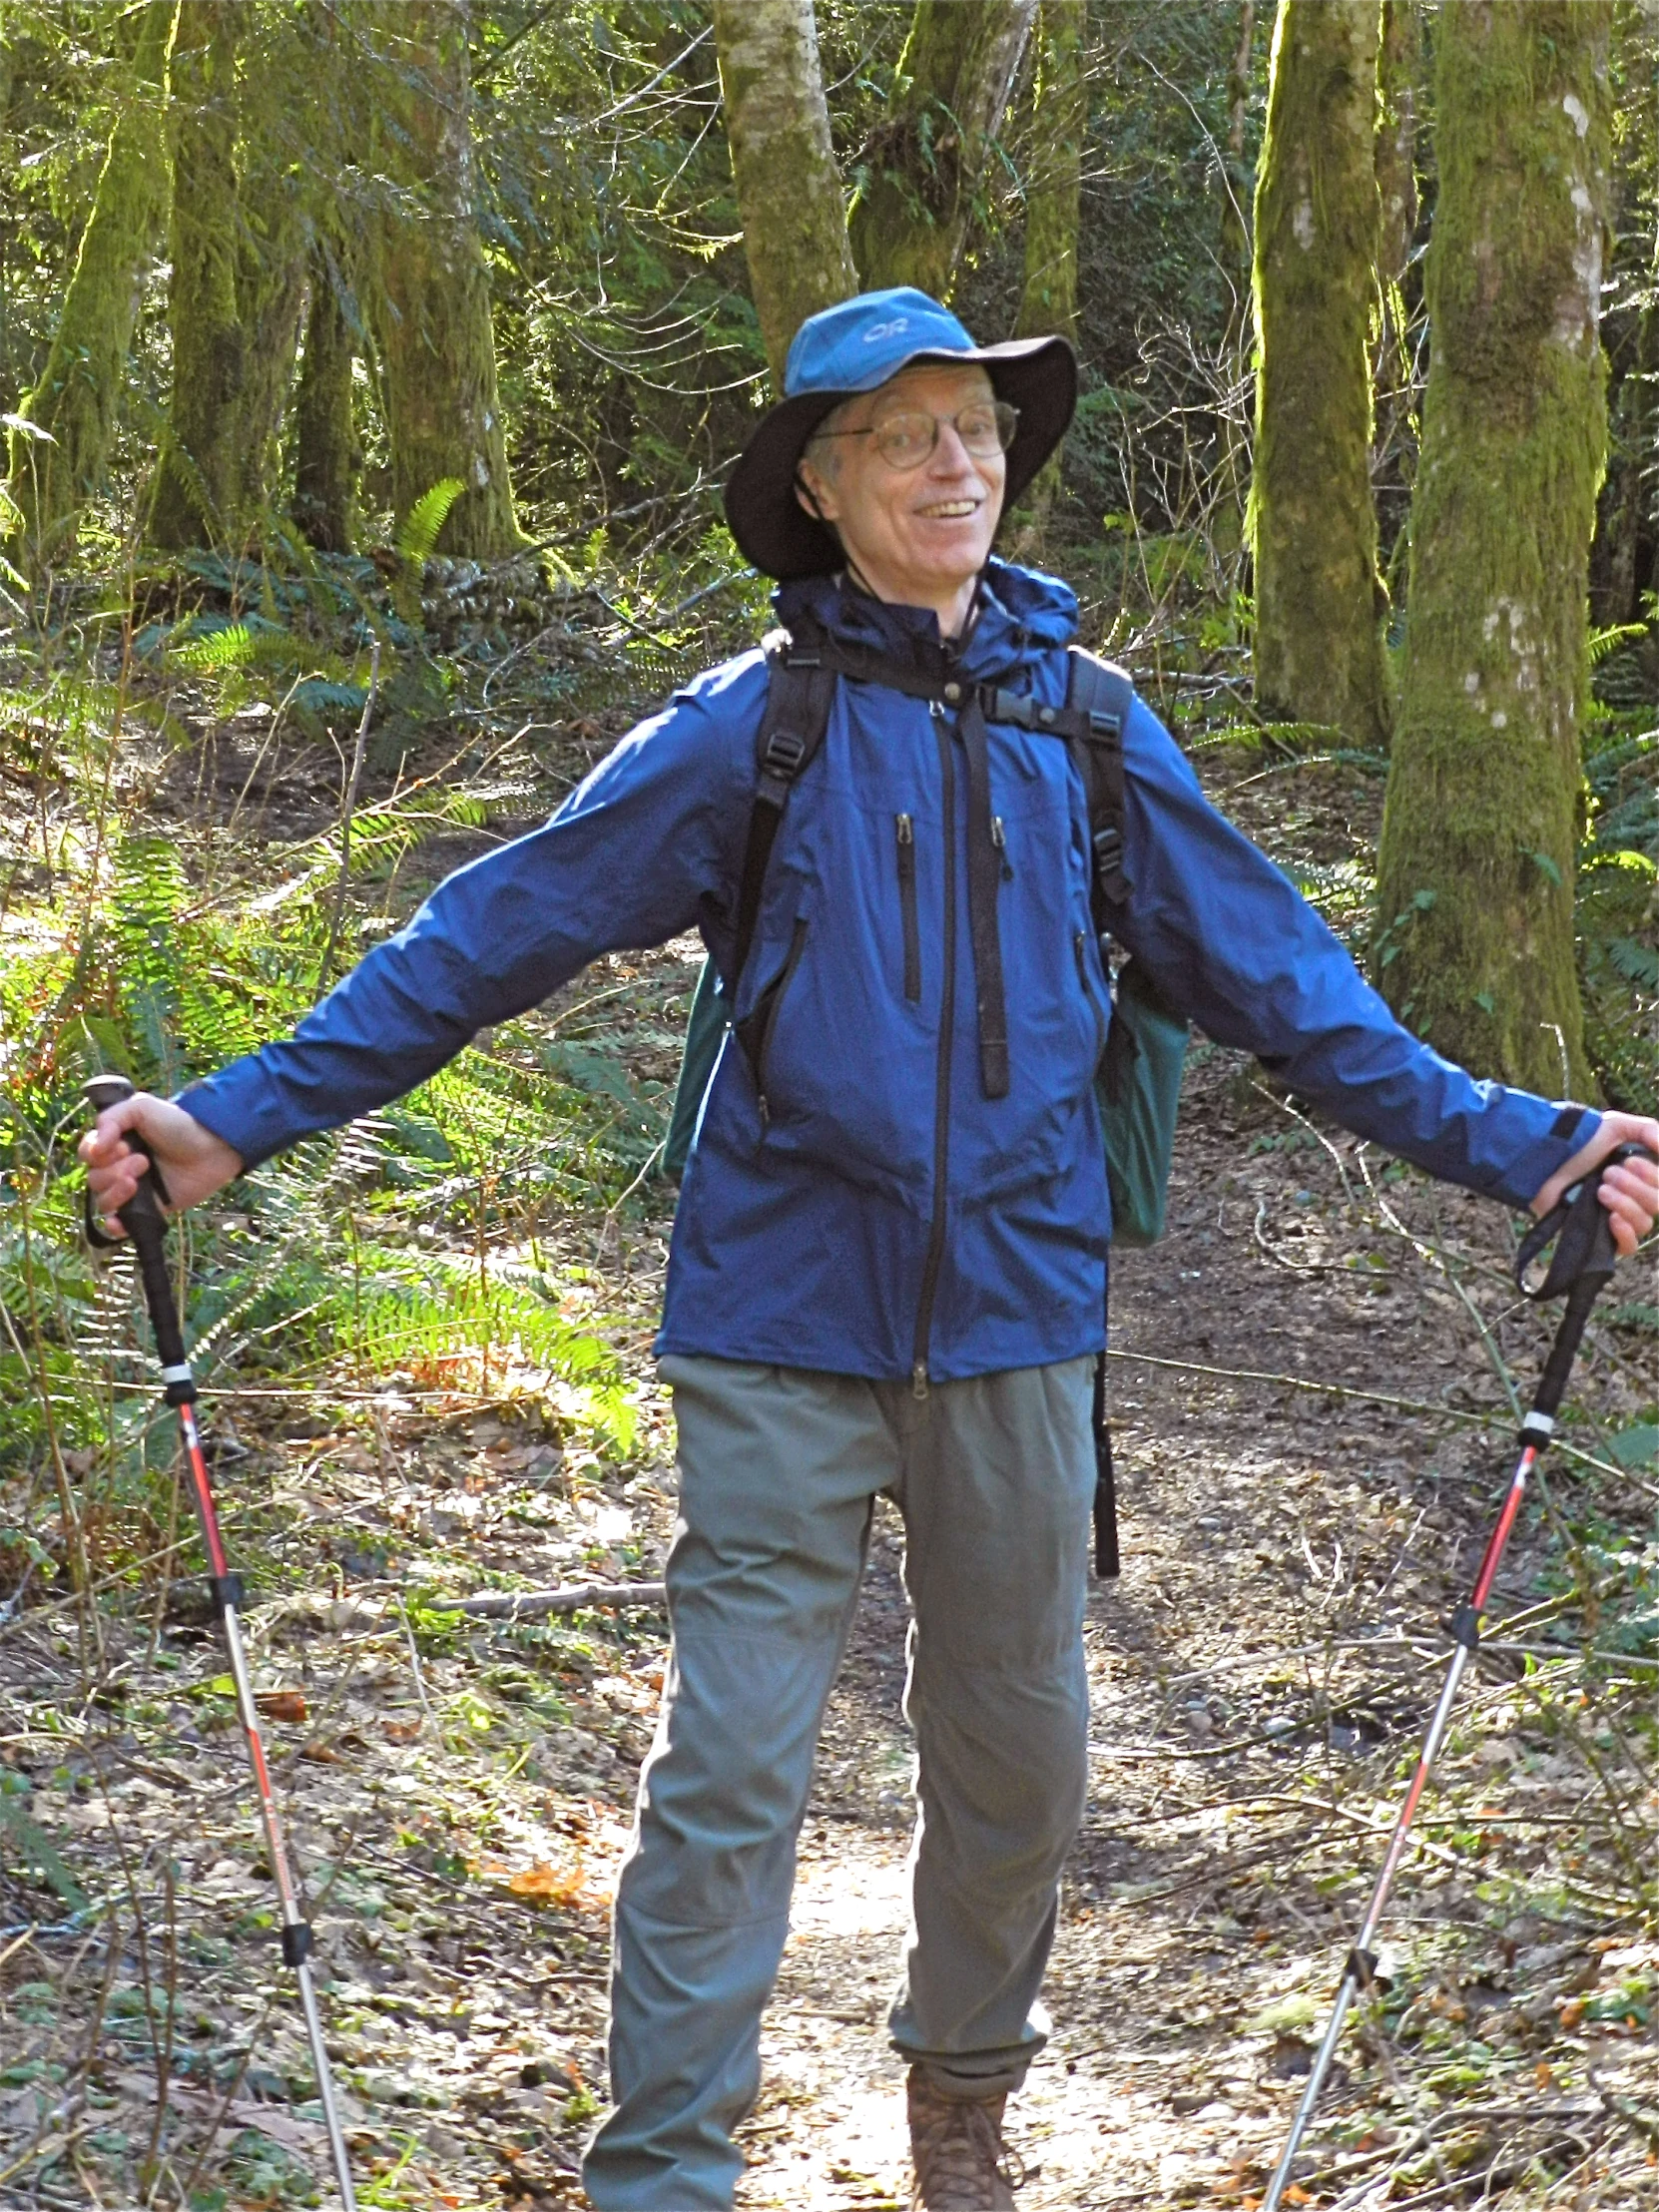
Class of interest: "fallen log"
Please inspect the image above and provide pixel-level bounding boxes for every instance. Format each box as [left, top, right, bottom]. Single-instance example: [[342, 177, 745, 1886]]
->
[[432, 1580, 668, 1619]]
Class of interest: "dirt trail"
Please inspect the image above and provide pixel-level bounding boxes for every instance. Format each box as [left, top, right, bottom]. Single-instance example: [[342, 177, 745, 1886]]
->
[[728, 1048, 1658, 2210]]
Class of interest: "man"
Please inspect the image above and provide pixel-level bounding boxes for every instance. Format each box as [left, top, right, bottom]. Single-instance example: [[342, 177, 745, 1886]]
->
[[85, 288, 1658, 2211]]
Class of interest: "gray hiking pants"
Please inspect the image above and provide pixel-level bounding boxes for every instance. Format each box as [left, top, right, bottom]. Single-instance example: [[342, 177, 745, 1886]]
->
[[582, 1353, 1097, 2211]]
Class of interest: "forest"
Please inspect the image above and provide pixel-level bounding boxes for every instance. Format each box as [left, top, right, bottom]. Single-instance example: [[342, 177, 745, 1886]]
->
[[0, 4, 1656, 2210]]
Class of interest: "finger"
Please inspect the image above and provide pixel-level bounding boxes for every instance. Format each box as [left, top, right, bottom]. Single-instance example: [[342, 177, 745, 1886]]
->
[[1599, 1170, 1657, 1225]]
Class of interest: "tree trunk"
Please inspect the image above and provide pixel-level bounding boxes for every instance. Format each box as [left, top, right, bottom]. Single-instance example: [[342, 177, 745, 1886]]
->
[[292, 242, 361, 553], [1219, 2, 1258, 334], [233, 164, 307, 520], [1591, 229, 1655, 626], [849, 0, 1039, 298], [1215, 2, 1258, 553], [147, 0, 247, 548], [6, 0, 175, 569], [1013, 0, 1084, 342], [365, 0, 524, 560], [1006, 0, 1084, 540], [1374, 0, 1611, 1096], [1375, 0, 1419, 287], [713, 0, 857, 390], [1250, 0, 1389, 749]]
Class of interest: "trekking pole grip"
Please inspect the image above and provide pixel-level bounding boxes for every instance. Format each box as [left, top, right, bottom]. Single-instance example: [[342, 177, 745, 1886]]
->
[[1516, 1141, 1655, 1430], [82, 1076, 192, 1394]]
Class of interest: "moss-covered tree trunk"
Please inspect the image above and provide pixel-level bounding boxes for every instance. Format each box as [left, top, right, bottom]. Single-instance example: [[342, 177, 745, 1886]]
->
[[1006, 0, 1083, 539], [1375, 0, 1419, 287], [712, 0, 856, 390], [366, 0, 524, 560], [1251, 0, 1389, 748], [1374, 0, 1611, 1095], [848, 0, 1038, 298], [292, 242, 360, 552], [6, 0, 175, 568], [1013, 0, 1083, 343], [233, 163, 307, 519], [147, 0, 246, 547]]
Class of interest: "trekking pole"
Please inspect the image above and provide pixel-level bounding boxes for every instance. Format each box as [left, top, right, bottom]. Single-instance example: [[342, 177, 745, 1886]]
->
[[82, 1076, 358, 2211], [1262, 1142, 1656, 2212]]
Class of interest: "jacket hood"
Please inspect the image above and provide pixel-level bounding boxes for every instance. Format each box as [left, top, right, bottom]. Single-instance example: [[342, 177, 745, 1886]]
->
[[774, 559, 1079, 685]]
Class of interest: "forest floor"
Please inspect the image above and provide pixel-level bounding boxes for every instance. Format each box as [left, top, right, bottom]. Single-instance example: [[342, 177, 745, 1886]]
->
[[2, 663, 1656, 2212]]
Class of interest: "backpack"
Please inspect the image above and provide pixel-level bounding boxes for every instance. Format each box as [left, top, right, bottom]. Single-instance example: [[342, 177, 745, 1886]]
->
[[660, 627, 1189, 1576]]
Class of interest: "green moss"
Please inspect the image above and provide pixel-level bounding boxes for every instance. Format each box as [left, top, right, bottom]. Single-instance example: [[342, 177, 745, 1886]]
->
[[1375, 1, 1612, 1096], [5, 0, 174, 568], [712, 0, 857, 388], [364, 0, 526, 561], [1250, 0, 1390, 750], [848, 0, 1037, 299]]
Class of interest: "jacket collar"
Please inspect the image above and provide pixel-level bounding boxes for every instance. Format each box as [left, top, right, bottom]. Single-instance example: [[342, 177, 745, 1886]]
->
[[774, 558, 1078, 686]]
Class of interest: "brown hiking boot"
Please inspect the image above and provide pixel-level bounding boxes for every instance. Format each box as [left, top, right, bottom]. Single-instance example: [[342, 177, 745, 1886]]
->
[[906, 2066, 1025, 2209]]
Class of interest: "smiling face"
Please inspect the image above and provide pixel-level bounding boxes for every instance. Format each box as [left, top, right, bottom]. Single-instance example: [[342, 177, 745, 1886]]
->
[[795, 361, 1006, 637]]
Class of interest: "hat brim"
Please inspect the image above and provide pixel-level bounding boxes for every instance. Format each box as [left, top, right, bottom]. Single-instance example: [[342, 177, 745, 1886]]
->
[[724, 334, 1078, 582]]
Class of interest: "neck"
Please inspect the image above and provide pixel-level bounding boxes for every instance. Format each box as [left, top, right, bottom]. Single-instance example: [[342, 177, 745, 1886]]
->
[[844, 559, 980, 641]]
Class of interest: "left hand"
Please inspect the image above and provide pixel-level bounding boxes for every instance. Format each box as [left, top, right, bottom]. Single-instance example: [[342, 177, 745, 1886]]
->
[[1530, 1110, 1659, 1260]]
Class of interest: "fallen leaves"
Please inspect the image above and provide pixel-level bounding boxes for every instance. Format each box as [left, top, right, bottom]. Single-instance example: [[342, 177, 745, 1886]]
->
[[253, 1689, 308, 1724]]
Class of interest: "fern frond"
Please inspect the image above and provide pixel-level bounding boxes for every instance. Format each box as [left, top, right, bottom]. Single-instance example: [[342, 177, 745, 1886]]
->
[[396, 478, 466, 567]]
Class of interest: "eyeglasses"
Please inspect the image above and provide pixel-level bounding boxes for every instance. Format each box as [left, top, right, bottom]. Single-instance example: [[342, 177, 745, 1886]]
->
[[814, 399, 1020, 472]]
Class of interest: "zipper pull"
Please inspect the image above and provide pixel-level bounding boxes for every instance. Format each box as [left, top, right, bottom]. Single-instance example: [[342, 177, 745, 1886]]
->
[[911, 1361, 930, 1400], [896, 812, 913, 846], [991, 815, 1013, 880]]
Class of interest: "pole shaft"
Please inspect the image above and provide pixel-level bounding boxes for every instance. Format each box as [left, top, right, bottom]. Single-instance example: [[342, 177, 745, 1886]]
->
[[172, 1398, 357, 2206], [1261, 1436, 1533, 2212]]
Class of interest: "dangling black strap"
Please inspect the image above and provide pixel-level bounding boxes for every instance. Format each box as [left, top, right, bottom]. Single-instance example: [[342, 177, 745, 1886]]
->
[[956, 693, 1010, 1100], [1091, 1351, 1120, 1579], [731, 645, 837, 987]]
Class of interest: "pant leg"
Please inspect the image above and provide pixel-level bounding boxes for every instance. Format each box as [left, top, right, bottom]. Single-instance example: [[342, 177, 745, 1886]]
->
[[584, 1356, 894, 2212], [884, 1357, 1097, 2098]]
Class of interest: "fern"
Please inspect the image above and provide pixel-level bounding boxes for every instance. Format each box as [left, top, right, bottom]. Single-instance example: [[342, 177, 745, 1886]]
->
[[396, 477, 466, 567], [1609, 936, 1659, 990]]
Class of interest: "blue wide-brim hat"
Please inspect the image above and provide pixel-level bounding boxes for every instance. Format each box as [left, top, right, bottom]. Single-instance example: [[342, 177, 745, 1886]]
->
[[725, 287, 1077, 581]]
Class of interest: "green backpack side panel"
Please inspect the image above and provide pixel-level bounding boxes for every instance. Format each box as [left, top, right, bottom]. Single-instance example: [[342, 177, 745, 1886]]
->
[[1096, 956, 1189, 1248], [663, 956, 726, 1181]]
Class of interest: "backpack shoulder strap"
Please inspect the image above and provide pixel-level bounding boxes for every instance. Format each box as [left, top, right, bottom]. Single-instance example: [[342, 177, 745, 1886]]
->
[[1064, 646, 1135, 918], [731, 631, 837, 986]]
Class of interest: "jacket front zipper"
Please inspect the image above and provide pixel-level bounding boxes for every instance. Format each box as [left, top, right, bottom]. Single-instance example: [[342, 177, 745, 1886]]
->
[[912, 709, 956, 1396], [895, 813, 921, 1001]]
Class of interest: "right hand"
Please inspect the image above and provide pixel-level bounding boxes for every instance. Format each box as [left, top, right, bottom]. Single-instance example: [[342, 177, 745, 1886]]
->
[[78, 1091, 244, 1236]]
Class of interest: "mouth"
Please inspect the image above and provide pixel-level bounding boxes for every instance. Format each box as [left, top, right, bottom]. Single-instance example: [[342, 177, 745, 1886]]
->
[[915, 498, 982, 520]]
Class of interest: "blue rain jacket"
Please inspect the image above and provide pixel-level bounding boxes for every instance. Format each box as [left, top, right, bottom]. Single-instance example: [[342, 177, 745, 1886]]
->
[[182, 562, 1597, 1383]]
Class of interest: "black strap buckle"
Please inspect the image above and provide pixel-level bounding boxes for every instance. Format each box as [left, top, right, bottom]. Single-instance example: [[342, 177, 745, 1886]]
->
[[761, 728, 808, 778], [1086, 708, 1122, 741], [1092, 823, 1124, 871]]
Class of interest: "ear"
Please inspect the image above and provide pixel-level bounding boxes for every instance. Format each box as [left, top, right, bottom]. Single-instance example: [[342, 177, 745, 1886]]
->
[[795, 462, 837, 523]]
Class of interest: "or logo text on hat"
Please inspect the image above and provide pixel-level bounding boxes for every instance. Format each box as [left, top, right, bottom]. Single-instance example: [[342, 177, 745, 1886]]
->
[[862, 317, 910, 342]]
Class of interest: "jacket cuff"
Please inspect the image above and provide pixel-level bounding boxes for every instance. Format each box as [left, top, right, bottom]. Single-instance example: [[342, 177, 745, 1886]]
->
[[1488, 1101, 1601, 1213]]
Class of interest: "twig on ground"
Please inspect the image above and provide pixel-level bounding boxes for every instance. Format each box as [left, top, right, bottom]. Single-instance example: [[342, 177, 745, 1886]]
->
[[434, 1579, 668, 1619]]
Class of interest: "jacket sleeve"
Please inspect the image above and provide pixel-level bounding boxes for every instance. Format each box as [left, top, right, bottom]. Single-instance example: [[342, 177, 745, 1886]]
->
[[181, 653, 768, 1170], [1110, 699, 1600, 1212]]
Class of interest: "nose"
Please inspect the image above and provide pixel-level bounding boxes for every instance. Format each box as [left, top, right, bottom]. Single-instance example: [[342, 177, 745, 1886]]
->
[[926, 421, 979, 476]]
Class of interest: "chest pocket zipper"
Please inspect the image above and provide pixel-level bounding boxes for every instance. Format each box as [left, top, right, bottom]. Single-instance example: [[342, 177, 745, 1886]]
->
[[1074, 931, 1108, 1071], [735, 916, 809, 1126], [895, 814, 921, 1002]]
